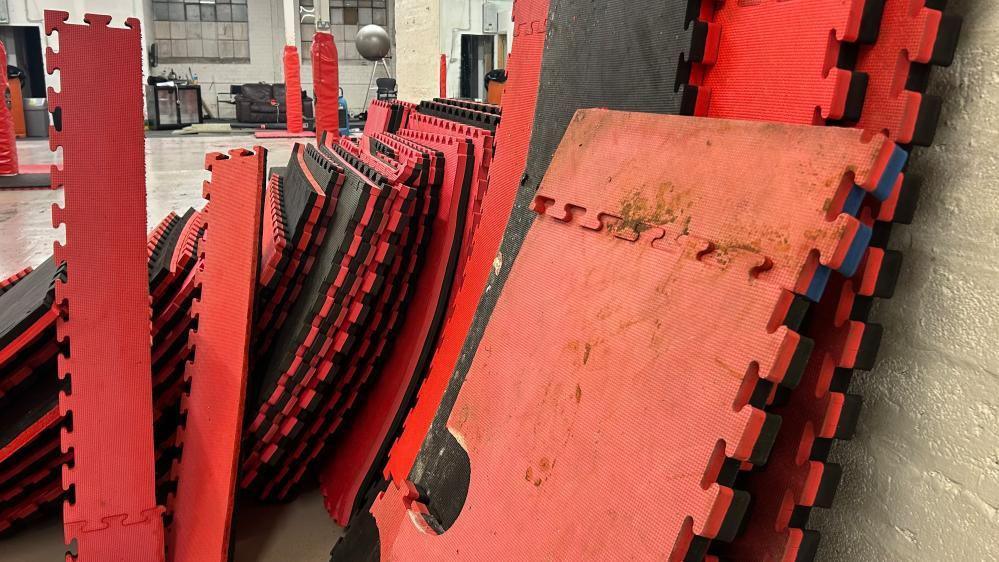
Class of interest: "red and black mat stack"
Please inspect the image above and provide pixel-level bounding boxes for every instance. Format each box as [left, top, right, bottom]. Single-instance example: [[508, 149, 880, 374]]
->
[[0, 207, 205, 534], [0, 0, 966, 559], [239, 97, 496, 503], [324, 0, 963, 561], [0, 94, 498, 552]]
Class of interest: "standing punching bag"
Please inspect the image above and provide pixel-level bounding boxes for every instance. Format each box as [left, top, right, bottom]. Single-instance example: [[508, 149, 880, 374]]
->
[[283, 45, 303, 134], [311, 32, 339, 141], [0, 40, 19, 176]]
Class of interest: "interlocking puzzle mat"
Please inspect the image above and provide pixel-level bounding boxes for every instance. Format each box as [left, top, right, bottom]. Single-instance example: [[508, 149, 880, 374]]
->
[[255, 145, 341, 344], [45, 11, 164, 560], [405, 112, 494, 258], [852, 0, 962, 145], [317, 131, 470, 524], [432, 97, 501, 116], [0, 266, 34, 296], [369, 125, 791, 561], [258, 144, 327, 290], [386, 7, 900, 517], [0, 209, 206, 539], [241, 149, 394, 488], [364, 100, 409, 137], [147, 212, 180, 259], [167, 148, 265, 562], [247, 150, 398, 452], [0, 334, 57, 402], [414, 100, 499, 132], [151, 210, 202, 311], [718, 245, 898, 562], [0, 258, 61, 364], [370, 0, 550, 522], [694, 0, 875, 124], [244, 147, 417, 496], [259, 138, 438, 501], [371, 110, 903, 560], [149, 208, 196, 292], [386, 101, 414, 133], [254, 146, 343, 356]]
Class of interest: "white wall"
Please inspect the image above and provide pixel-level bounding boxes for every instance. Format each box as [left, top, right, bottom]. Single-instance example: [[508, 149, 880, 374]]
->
[[0, 0, 394, 118], [393, 0, 438, 102], [153, 0, 396, 116]]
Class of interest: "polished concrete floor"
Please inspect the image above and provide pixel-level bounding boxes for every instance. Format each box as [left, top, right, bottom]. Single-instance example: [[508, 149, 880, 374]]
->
[[0, 135, 342, 561], [0, 135, 301, 279]]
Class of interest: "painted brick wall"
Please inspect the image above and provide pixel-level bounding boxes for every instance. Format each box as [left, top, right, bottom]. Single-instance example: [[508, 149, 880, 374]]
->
[[393, 0, 440, 102]]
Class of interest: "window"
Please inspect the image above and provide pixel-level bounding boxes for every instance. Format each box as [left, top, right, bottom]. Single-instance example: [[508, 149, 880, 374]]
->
[[300, 0, 389, 61], [152, 0, 251, 63], [300, 0, 316, 60]]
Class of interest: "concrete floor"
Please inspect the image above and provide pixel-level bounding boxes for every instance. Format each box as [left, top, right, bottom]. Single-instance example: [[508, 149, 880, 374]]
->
[[0, 134, 341, 561]]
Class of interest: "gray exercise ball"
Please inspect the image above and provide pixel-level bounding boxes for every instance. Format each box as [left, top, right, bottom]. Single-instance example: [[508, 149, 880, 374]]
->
[[355, 24, 391, 61]]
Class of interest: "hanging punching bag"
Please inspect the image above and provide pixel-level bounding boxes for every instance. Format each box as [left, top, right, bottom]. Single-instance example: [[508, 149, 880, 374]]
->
[[283, 45, 303, 134], [311, 32, 339, 141], [0, 40, 19, 176]]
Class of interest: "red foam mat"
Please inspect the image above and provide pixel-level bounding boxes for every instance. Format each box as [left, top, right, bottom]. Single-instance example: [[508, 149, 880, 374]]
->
[[363, 100, 398, 136], [855, 0, 959, 145], [372, 110, 904, 558], [696, 0, 867, 123], [243, 149, 417, 489], [166, 148, 265, 562], [318, 133, 470, 524], [721, 247, 889, 561], [371, 125, 798, 560], [45, 11, 164, 560], [405, 112, 494, 265], [385, 109, 896, 487], [240, 171, 394, 469], [0, 267, 33, 295], [259, 141, 437, 500], [381, 0, 549, 484]]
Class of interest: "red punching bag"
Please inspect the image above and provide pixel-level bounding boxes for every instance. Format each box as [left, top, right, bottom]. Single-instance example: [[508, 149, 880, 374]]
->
[[283, 45, 303, 134], [311, 32, 339, 141], [0, 40, 18, 176]]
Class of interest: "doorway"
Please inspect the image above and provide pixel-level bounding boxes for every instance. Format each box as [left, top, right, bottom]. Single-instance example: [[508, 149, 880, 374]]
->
[[459, 34, 494, 100], [0, 26, 46, 98]]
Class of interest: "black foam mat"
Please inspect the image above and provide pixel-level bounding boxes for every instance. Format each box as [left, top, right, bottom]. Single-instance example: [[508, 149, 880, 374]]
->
[[250, 158, 381, 425], [0, 258, 61, 351], [249, 147, 410, 460]]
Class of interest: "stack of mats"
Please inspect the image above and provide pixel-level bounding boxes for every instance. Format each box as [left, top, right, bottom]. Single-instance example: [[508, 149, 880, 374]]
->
[[239, 119, 438, 499], [215, 93, 498, 505], [358, 107, 903, 559], [253, 143, 342, 359], [315, 98, 496, 522], [0, 258, 63, 534], [328, 0, 711, 552], [326, 1, 962, 561], [363, 99, 413, 136], [690, 1, 963, 559], [0, 1, 961, 557], [0, 208, 205, 534]]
